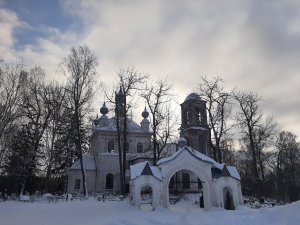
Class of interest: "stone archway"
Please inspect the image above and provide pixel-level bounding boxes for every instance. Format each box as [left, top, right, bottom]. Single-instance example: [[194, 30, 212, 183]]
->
[[223, 186, 235, 210], [168, 169, 204, 208], [161, 166, 211, 210]]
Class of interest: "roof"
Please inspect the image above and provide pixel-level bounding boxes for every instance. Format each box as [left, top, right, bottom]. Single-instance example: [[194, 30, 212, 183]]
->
[[184, 93, 202, 102], [211, 165, 241, 181], [157, 146, 241, 180], [70, 154, 96, 170], [157, 146, 224, 170], [130, 161, 162, 180], [227, 166, 241, 180], [94, 117, 147, 133]]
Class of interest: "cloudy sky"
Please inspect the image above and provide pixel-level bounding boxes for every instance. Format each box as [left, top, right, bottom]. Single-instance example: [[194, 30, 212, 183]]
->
[[0, 0, 299, 138]]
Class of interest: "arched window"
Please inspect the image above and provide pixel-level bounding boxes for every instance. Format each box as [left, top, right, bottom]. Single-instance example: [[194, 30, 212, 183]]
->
[[195, 107, 201, 123], [182, 173, 190, 189], [108, 141, 114, 153], [106, 173, 114, 190], [137, 143, 143, 153], [186, 111, 190, 124]]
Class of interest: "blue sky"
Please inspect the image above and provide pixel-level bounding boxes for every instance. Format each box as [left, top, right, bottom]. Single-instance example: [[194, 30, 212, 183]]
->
[[2, 0, 82, 49], [0, 0, 300, 139]]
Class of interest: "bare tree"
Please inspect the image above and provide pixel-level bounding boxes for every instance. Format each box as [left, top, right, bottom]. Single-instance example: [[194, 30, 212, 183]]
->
[[61, 46, 98, 196], [156, 103, 178, 160], [140, 77, 176, 164], [14, 67, 53, 194], [199, 76, 233, 163], [234, 91, 276, 198], [42, 82, 66, 192], [0, 63, 26, 169], [274, 131, 300, 202], [107, 66, 148, 194]]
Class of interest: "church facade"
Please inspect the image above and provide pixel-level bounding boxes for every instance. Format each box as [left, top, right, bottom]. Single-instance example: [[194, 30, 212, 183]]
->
[[67, 89, 152, 194], [67, 92, 242, 210]]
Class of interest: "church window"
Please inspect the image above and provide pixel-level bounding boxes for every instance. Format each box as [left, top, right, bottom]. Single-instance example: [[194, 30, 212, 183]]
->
[[182, 173, 190, 189], [74, 179, 81, 190], [108, 141, 114, 153], [186, 111, 190, 124], [137, 142, 143, 153], [195, 107, 201, 123], [106, 173, 114, 190]]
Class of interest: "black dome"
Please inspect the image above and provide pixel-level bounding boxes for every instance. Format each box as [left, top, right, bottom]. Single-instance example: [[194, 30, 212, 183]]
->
[[100, 102, 108, 115], [142, 107, 149, 119], [184, 93, 201, 102]]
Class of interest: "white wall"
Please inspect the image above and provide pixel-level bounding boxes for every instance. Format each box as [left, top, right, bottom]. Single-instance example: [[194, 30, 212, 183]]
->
[[67, 170, 96, 194]]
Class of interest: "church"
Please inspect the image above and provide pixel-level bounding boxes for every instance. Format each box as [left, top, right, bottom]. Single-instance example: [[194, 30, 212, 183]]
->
[[67, 92, 242, 210]]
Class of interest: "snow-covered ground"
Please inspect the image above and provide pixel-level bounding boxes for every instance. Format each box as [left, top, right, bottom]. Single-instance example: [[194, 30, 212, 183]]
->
[[0, 198, 299, 225]]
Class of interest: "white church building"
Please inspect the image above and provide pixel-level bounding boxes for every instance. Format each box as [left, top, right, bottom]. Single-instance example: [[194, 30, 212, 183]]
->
[[67, 92, 242, 210]]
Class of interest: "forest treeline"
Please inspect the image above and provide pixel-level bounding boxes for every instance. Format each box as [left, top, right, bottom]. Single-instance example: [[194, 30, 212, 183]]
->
[[0, 46, 299, 202]]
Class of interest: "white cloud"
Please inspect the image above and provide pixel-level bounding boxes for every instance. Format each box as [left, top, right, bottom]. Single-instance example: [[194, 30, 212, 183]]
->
[[0, 8, 20, 61], [2, 0, 300, 138]]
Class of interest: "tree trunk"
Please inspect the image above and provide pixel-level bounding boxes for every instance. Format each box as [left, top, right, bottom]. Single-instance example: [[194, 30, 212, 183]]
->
[[122, 98, 127, 194], [75, 109, 87, 197], [152, 115, 157, 165], [116, 108, 124, 195], [45, 165, 51, 193], [248, 128, 261, 198]]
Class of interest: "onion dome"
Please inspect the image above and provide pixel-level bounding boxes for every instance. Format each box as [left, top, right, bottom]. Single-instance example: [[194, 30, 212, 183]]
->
[[93, 114, 100, 126], [178, 137, 187, 147], [100, 102, 108, 115], [142, 107, 149, 119]]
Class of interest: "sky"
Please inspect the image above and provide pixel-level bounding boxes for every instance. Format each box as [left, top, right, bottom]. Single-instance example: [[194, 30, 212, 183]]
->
[[0, 0, 299, 138]]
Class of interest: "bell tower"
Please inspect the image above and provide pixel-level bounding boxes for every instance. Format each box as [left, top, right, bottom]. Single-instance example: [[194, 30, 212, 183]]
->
[[180, 93, 210, 155], [115, 87, 126, 119]]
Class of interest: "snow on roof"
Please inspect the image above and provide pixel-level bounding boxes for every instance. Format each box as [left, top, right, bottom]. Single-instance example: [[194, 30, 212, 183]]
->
[[157, 146, 241, 180], [70, 154, 96, 170], [130, 161, 147, 179], [130, 161, 162, 180], [150, 166, 163, 180], [227, 166, 241, 180], [157, 146, 223, 170], [95, 117, 146, 133]]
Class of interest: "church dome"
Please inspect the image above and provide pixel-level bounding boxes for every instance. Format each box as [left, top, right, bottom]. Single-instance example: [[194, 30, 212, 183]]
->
[[142, 107, 149, 119], [184, 93, 201, 102], [94, 118, 100, 126], [100, 102, 108, 115], [178, 137, 187, 147]]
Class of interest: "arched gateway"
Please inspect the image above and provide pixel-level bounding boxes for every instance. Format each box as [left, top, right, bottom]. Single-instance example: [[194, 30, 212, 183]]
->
[[158, 148, 212, 210], [130, 145, 242, 210], [129, 93, 242, 210]]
